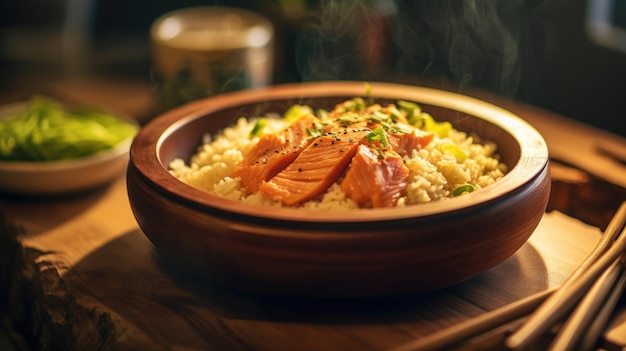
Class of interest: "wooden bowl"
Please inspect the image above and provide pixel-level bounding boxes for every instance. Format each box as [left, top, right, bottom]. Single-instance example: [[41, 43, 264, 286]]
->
[[127, 81, 550, 298]]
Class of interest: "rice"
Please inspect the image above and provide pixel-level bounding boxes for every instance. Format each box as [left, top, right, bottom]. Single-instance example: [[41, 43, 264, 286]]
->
[[169, 100, 507, 210]]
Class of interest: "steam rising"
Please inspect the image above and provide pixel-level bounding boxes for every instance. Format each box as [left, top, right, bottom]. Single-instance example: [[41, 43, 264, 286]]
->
[[295, 0, 542, 98], [296, 0, 397, 81]]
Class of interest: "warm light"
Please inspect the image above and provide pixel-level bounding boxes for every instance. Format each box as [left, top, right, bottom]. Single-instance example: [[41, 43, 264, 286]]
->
[[157, 18, 182, 41], [247, 25, 272, 48]]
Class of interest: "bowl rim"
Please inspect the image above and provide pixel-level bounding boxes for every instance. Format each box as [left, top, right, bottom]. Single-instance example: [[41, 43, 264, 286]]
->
[[131, 81, 549, 223]]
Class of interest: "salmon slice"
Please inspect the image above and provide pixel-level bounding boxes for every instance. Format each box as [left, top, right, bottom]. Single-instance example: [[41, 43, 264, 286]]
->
[[259, 130, 370, 206], [387, 129, 434, 157], [232, 115, 317, 193], [323, 118, 370, 136], [341, 145, 409, 208]]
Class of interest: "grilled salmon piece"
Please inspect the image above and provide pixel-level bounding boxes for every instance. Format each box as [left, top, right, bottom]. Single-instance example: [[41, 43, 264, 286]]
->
[[232, 115, 317, 193], [341, 144, 409, 208], [259, 130, 370, 206], [387, 129, 434, 157]]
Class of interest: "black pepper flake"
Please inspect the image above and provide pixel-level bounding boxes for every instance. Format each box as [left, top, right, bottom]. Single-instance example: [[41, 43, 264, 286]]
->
[[298, 167, 302, 172], [274, 150, 279, 153], [313, 143, 318, 146]]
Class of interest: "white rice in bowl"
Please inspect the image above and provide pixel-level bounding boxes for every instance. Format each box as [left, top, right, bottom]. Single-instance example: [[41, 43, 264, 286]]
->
[[168, 100, 508, 210]]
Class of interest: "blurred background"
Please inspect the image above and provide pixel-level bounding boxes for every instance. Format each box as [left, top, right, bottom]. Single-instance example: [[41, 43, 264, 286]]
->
[[0, 0, 625, 137]]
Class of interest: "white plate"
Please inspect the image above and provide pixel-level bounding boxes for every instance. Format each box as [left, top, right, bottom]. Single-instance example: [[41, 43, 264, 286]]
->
[[0, 101, 136, 196]]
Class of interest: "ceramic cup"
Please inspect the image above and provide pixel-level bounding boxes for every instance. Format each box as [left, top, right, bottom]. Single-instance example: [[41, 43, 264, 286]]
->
[[150, 6, 274, 112]]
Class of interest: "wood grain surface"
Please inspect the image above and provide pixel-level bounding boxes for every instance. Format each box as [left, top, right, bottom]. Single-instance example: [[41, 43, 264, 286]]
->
[[2, 80, 626, 350], [2, 174, 623, 350]]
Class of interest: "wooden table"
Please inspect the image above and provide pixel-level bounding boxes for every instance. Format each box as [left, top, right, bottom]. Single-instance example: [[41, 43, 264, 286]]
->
[[2, 80, 626, 350]]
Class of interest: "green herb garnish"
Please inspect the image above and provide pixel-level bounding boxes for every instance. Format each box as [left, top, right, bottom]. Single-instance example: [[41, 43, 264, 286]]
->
[[366, 125, 389, 148], [397, 100, 421, 113], [283, 104, 313, 122], [306, 128, 323, 138], [250, 118, 268, 137], [452, 184, 475, 196], [439, 143, 467, 162]]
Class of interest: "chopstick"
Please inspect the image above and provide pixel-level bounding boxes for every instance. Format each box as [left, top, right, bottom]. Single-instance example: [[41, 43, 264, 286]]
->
[[547, 255, 626, 350], [387, 289, 553, 351], [505, 201, 626, 350], [577, 261, 626, 351], [388, 201, 626, 351]]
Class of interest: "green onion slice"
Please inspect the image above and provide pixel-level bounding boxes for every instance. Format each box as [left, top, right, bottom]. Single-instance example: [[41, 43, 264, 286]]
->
[[366, 125, 389, 148], [452, 184, 476, 196], [250, 118, 268, 137], [283, 104, 313, 122]]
